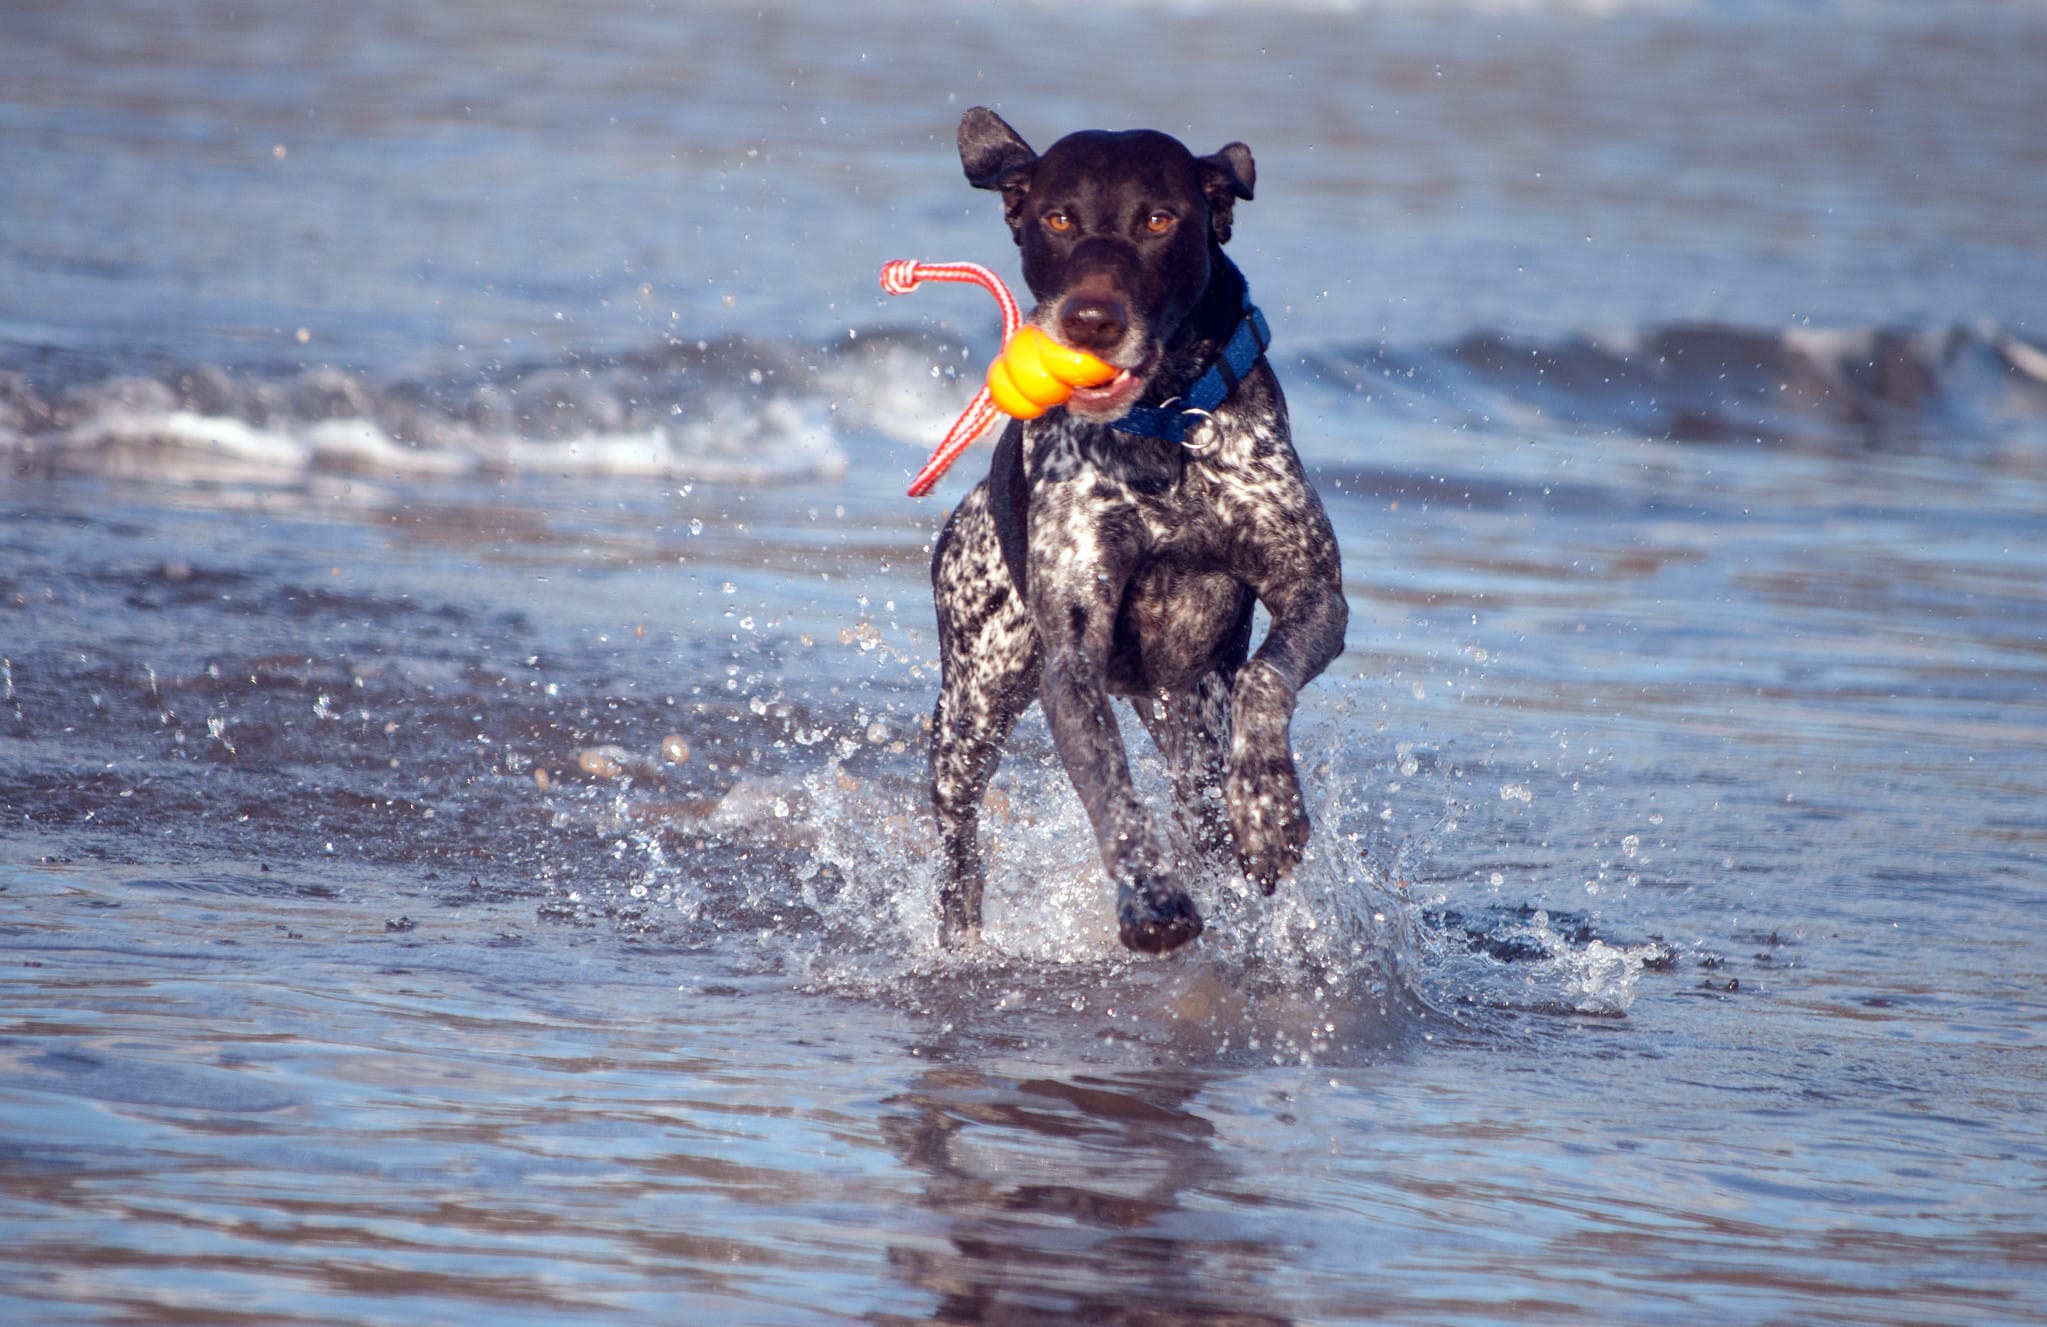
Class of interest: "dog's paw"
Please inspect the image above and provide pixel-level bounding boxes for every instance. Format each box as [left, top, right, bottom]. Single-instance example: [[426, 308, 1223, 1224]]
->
[[1117, 877, 1204, 955], [1227, 758, 1310, 893], [939, 881, 984, 949]]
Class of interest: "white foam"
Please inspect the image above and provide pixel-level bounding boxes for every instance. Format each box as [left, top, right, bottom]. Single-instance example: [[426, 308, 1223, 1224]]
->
[[1998, 329, 2047, 387], [820, 335, 993, 449], [9, 390, 848, 486], [59, 407, 309, 482], [304, 417, 475, 477]]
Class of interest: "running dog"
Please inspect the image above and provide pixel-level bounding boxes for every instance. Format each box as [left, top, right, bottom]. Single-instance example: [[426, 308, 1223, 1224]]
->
[[928, 107, 1347, 953]]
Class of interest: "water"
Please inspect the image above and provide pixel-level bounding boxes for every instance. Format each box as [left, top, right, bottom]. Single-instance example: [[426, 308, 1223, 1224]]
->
[[4, 0, 2046, 1322]]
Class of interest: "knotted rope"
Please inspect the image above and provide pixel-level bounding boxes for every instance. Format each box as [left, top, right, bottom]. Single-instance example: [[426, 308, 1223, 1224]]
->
[[878, 260, 1022, 497]]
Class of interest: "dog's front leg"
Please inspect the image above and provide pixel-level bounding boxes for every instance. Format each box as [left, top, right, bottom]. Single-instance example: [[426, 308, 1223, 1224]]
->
[[1227, 571, 1349, 892], [1039, 639, 1205, 953], [1029, 548, 1205, 954], [928, 487, 1042, 947]]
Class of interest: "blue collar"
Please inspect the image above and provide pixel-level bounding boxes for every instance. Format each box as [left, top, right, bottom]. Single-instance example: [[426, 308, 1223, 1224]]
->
[[1108, 299, 1271, 444]]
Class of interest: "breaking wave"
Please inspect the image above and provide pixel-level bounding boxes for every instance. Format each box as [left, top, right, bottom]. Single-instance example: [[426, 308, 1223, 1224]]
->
[[0, 329, 988, 487], [4, 319, 2040, 488], [1315, 320, 2047, 450]]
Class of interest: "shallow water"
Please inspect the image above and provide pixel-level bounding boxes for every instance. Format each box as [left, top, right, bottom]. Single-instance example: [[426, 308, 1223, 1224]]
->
[[5, 1, 2047, 1324]]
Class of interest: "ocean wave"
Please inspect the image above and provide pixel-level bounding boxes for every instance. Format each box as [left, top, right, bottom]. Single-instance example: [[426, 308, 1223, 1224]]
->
[[4, 319, 2041, 486], [0, 327, 1012, 487], [1312, 320, 2047, 451], [0, 338, 874, 486]]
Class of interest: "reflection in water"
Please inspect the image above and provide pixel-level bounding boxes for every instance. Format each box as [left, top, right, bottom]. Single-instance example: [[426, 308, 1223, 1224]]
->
[[879, 1067, 1291, 1326]]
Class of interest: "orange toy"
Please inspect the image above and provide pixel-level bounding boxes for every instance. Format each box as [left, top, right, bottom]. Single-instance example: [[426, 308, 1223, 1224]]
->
[[984, 324, 1119, 418], [879, 259, 1117, 496]]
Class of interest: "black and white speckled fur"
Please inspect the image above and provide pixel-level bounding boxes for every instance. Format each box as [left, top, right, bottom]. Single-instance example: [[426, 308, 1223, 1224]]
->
[[928, 108, 1347, 954]]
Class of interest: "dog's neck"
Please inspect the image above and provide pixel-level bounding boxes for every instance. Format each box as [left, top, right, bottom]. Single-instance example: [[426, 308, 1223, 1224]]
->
[[1158, 253, 1250, 388], [1108, 254, 1265, 444]]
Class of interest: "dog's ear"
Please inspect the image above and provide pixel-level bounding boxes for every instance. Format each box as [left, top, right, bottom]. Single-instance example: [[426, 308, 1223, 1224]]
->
[[959, 107, 1039, 238], [959, 107, 1037, 189], [1198, 142, 1256, 244]]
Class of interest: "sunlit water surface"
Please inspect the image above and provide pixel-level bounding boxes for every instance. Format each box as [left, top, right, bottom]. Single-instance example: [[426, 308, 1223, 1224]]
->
[[5, 2, 2046, 1324]]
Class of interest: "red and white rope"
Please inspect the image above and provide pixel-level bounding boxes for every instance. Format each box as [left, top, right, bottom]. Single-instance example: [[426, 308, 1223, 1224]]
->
[[877, 260, 1023, 497]]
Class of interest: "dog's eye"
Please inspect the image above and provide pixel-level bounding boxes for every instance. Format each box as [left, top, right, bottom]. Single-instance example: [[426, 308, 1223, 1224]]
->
[[1145, 211, 1176, 235], [1043, 211, 1073, 234]]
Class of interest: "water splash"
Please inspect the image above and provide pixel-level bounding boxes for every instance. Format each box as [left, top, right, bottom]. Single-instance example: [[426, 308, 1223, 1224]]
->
[[537, 643, 1686, 1064], [748, 701, 1433, 1067]]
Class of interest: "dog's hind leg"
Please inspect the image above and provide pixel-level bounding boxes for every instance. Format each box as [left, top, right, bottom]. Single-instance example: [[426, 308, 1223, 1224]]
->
[[929, 489, 1040, 947]]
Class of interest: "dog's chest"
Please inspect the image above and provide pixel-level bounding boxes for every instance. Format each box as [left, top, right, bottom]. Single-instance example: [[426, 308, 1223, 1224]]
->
[[1023, 410, 1289, 565]]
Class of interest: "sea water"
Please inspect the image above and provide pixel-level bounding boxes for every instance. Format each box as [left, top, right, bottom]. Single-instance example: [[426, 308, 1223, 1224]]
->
[[3, 1, 2045, 1323]]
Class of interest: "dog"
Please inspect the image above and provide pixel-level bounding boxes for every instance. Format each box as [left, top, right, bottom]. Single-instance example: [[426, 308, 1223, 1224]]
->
[[928, 107, 1347, 954]]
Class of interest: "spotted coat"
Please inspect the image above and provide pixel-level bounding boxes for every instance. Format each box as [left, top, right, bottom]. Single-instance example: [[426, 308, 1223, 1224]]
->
[[927, 109, 1348, 954]]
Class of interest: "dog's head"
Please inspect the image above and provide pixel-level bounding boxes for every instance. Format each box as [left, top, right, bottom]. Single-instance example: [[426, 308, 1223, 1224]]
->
[[958, 107, 1255, 423]]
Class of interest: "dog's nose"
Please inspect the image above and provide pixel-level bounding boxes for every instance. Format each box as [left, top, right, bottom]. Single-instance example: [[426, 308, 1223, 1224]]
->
[[1058, 297, 1128, 354]]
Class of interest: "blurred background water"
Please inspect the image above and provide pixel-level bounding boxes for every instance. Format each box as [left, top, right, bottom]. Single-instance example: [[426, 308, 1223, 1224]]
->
[[3, 1, 2045, 1323]]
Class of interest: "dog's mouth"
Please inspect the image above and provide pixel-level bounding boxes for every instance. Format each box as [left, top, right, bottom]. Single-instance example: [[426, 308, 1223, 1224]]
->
[[1064, 368, 1143, 419], [1059, 347, 1154, 421]]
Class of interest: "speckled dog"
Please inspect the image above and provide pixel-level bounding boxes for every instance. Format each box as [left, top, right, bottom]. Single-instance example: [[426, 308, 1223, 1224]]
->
[[929, 107, 1348, 954]]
